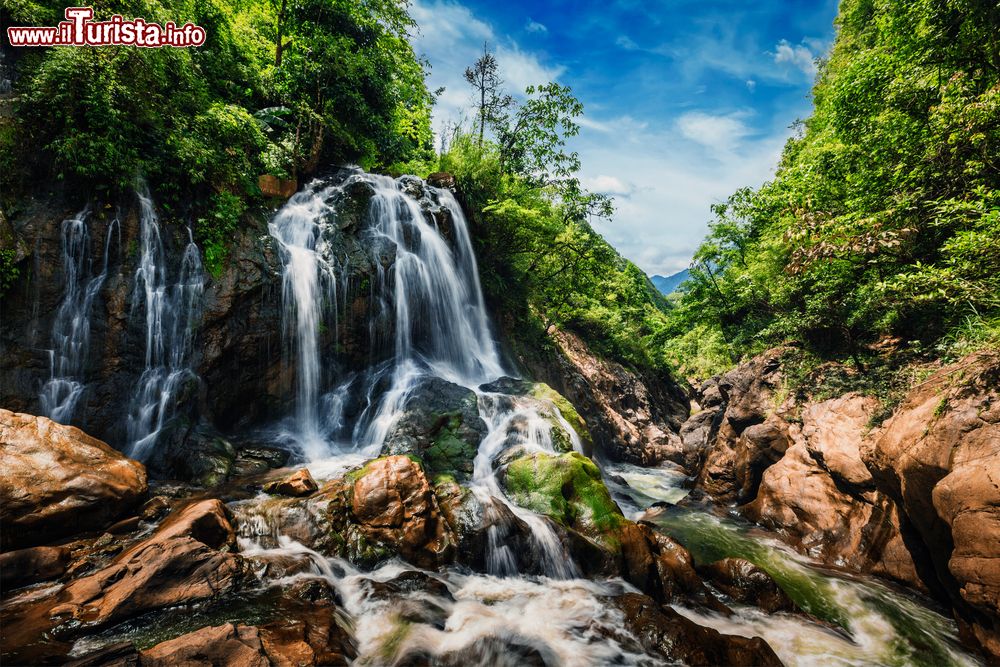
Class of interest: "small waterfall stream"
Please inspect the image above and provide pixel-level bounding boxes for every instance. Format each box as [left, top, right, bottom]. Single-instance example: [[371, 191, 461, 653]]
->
[[39, 208, 118, 424], [125, 186, 204, 461]]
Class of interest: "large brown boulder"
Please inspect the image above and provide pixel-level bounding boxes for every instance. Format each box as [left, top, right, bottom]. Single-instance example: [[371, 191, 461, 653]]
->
[[742, 394, 920, 587], [698, 558, 798, 614], [47, 499, 247, 630], [694, 348, 791, 499], [0, 546, 71, 591], [862, 352, 1000, 658], [1, 500, 250, 662], [349, 456, 454, 569], [236, 456, 455, 570], [0, 409, 147, 550], [141, 623, 270, 666]]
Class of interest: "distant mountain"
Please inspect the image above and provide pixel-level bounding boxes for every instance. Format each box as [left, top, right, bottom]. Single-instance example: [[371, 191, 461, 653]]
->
[[650, 269, 691, 295]]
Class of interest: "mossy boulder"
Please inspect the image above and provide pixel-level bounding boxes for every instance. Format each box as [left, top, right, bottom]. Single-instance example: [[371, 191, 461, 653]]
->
[[498, 451, 625, 542], [479, 377, 593, 454], [530, 382, 593, 454], [381, 377, 486, 480]]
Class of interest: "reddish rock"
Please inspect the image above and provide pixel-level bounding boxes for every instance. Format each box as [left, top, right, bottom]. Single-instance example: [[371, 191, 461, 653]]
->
[[743, 394, 919, 587], [609, 592, 782, 666], [698, 558, 798, 613], [520, 328, 690, 466], [264, 468, 318, 497], [50, 500, 244, 630], [0, 409, 147, 550], [0, 546, 70, 591], [350, 456, 454, 569], [141, 623, 270, 666], [863, 352, 1000, 659]]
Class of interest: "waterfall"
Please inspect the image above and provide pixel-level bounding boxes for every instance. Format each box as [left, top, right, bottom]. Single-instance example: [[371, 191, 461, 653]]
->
[[268, 183, 340, 459], [125, 186, 204, 462], [269, 172, 502, 455], [269, 170, 581, 578], [39, 209, 118, 424]]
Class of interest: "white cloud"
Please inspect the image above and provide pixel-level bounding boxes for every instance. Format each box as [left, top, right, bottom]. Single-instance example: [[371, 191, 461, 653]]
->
[[746, 79, 757, 92], [496, 44, 564, 93], [525, 19, 547, 34], [773, 39, 817, 77], [676, 111, 753, 155], [582, 175, 634, 197], [616, 35, 638, 50]]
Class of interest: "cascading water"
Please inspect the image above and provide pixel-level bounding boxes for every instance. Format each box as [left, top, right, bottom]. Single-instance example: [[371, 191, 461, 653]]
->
[[268, 186, 340, 459], [39, 208, 118, 424], [267, 171, 576, 578], [125, 186, 204, 462]]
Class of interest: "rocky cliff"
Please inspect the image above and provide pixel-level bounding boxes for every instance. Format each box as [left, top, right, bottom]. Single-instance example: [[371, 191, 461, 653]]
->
[[683, 347, 1000, 660]]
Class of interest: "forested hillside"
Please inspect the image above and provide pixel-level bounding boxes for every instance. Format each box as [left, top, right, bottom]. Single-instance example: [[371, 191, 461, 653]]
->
[[0, 0, 435, 275], [665, 0, 1000, 380]]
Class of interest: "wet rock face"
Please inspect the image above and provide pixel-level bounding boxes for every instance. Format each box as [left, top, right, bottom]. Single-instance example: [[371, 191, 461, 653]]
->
[[349, 456, 455, 569], [380, 377, 486, 480], [742, 393, 919, 587], [0, 409, 147, 550], [141, 623, 271, 667], [0, 546, 71, 590], [608, 592, 783, 666], [698, 558, 798, 614], [263, 468, 318, 497], [1, 499, 250, 663], [516, 328, 690, 466], [862, 352, 1000, 659]]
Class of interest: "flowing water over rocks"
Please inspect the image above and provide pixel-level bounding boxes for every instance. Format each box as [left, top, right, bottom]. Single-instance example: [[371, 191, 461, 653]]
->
[[0, 171, 989, 666], [126, 186, 204, 461], [39, 208, 118, 424]]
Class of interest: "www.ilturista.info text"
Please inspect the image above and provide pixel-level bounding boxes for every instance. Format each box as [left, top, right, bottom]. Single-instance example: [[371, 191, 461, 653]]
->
[[6, 7, 206, 47]]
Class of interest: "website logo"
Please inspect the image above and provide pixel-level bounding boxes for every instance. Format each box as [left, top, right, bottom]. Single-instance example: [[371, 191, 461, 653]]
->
[[6, 7, 206, 47]]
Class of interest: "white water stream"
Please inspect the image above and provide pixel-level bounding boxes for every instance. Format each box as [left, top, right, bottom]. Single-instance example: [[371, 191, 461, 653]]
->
[[125, 185, 204, 461], [40, 208, 118, 424]]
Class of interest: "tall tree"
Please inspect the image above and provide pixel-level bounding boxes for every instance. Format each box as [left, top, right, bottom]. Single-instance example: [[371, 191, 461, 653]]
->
[[464, 43, 513, 145]]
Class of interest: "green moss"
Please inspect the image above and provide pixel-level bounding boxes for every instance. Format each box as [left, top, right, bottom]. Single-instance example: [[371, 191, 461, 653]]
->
[[502, 451, 625, 540], [379, 618, 413, 660], [531, 382, 593, 453], [423, 414, 478, 478]]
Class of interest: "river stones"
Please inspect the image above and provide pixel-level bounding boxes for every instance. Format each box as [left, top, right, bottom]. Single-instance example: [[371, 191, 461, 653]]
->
[[697, 558, 798, 614], [264, 468, 318, 497], [1, 500, 251, 663], [141, 623, 271, 667], [607, 592, 783, 666], [0, 409, 148, 550], [0, 546, 71, 590]]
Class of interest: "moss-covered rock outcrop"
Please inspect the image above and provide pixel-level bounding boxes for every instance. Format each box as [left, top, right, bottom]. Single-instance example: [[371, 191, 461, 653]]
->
[[499, 451, 624, 541], [380, 377, 486, 480]]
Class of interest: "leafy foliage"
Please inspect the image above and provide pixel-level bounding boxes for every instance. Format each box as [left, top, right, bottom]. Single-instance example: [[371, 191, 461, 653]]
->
[[1, 0, 434, 271], [667, 0, 1000, 376], [436, 61, 673, 373]]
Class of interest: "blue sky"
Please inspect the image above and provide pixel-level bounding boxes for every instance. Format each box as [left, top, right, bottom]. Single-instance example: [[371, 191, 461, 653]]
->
[[409, 0, 839, 276]]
